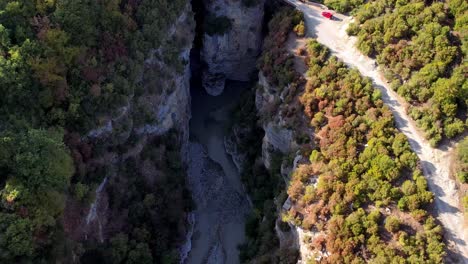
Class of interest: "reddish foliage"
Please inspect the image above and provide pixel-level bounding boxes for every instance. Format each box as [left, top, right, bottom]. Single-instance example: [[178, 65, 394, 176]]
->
[[90, 84, 101, 97], [328, 115, 345, 129], [275, 52, 290, 65], [318, 99, 328, 110], [82, 67, 102, 83], [18, 206, 29, 217], [64, 131, 92, 166], [30, 16, 51, 41], [312, 234, 327, 251], [317, 126, 329, 141], [80, 143, 93, 161], [126, 0, 141, 10], [65, 132, 81, 147], [302, 213, 317, 230], [288, 180, 305, 201], [324, 105, 334, 116], [71, 149, 83, 166], [53, 79, 69, 102], [101, 32, 128, 62]]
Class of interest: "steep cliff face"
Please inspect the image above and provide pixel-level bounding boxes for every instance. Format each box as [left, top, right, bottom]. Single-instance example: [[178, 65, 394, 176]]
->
[[62, 2, 195, 260], [201, 0, 265, 95], [255, 72, 298, 170], [85, 8, 194, 150]]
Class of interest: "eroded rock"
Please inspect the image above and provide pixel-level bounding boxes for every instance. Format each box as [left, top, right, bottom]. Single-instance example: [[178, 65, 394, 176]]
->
[[201, 0, 265, 95]]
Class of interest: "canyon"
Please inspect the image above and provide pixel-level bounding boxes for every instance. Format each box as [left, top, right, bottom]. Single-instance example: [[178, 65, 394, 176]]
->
[[0, 0, 460, 262], [70, 0, 268, 263], [60, 0, 466, 263], [186, 81, 251, 264]]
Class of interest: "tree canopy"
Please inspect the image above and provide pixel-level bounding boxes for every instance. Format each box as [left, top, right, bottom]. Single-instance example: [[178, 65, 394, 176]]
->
[[346, 0, 467, 145]]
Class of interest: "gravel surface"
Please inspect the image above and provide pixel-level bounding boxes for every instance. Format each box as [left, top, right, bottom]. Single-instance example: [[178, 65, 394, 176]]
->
[[186, 82, 251, 264]]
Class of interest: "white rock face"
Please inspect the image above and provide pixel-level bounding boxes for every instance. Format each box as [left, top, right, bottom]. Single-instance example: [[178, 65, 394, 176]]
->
[[224, 129, 247, 172], [256, 71, 297, 169], [264, 122, 294, 153], [135, 60, 192, 137], [262, 122, 294, 169], [201, 0, 265, 95], [255, 72, 278, 111], [275, 220, 297, 250]]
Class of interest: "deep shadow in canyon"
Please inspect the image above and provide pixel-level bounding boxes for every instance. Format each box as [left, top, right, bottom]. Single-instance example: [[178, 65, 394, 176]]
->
[[184, 0, 290, 263], [186, 1, 258, 263]]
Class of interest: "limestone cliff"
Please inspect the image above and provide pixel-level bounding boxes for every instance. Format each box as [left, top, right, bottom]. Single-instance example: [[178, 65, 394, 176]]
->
[[201, 0, 265, 95], [62, 1, 195, 256], [255, 72, 298, 170], [85, 7, 194, 151], [256, 69, 315, 261]]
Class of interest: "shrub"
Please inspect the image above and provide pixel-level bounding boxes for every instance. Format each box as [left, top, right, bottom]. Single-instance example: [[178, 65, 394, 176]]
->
[[74, 183, 90, 201], [346, 23, 360, 36], [458, 172, 468, 184], [398, 197, 408, 211], [401, 180, 416, 196], [411, 209, 427, 222], [309, 150, 322, 162], [445, 120, 465, 138], [349, 0, 465, 142], [385, 216, 400, 233], [294, 21, 306, 37], [463, 196, 468, 212]]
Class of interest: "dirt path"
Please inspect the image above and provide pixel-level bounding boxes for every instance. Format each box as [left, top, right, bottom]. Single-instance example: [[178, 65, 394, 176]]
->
[[284, 0, 468, 262]]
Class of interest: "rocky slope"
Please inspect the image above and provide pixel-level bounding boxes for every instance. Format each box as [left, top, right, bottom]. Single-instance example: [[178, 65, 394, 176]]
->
[[62, 1, 195, 257], [201, 0, 265, 95], [256, 72, 299, 169]]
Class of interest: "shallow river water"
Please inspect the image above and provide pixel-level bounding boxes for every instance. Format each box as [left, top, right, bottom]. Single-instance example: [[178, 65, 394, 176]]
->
[[186, 82, 251, 264]]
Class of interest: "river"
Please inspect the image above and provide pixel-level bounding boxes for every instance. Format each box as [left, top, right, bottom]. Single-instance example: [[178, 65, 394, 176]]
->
[[186, 81, 251, 264]]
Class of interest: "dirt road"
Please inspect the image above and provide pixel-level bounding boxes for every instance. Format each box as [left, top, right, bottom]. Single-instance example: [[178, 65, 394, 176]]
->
[[284, 0, 468, 262]]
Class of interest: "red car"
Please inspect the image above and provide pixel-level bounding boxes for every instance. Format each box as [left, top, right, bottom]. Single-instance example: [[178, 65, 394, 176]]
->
[[322, 11, 333, 19]]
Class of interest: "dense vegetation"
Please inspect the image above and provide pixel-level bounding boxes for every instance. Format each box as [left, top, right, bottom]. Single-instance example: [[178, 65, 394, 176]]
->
[[0, 0, 190, 262], [455, 136, 468, 213], [233, 89, 299, 263], [237, 8, 305, 263], [254, 5, 445, 261], [258, 8, 304, 89], [0, 128, 74, 261], [346, 0, 467, 145], [81, 132, 191, 264], [457, 137, 468, 184], [282, 38, 445, 263], [323, 0, 363, 13]]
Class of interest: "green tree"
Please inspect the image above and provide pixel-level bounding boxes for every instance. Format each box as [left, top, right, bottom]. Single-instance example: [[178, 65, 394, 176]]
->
[[110, 233, 129, 263], [385, 216, 400, 233], [10, 129, 74, 191], [0, 215, 35, 258], [126, 243, 153, 264], [457, 137, 468, 183]]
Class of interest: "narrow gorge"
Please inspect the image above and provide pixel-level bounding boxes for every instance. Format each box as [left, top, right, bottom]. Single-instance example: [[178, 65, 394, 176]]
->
[[73, 0, 272, 262], [184, 0, 266, 262], [70, 0, 459, 262], [0, 0, 465, 263]]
